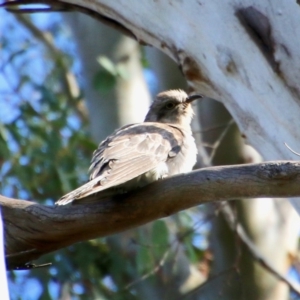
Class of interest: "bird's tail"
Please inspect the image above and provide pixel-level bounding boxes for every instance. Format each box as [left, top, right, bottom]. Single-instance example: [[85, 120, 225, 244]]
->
[[55, 177, 102, 206]]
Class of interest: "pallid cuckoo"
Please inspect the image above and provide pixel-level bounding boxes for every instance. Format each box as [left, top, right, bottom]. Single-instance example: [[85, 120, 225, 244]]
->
[[56, 89, 202, 205]]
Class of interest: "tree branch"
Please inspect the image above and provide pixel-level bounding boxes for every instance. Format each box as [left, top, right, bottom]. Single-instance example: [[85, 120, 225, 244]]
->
[[221, 203, 300, 296], [2, 161, 300, 269]]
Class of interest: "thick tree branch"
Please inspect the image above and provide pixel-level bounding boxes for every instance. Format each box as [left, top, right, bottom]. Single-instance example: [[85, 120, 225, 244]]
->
[[1, 161, 300, 269]]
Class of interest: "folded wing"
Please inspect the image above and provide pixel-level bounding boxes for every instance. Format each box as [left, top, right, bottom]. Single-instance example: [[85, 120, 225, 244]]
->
[[55, 123, 183, 205]]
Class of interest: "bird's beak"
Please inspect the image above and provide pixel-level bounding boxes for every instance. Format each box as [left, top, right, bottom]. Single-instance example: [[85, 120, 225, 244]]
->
[[185, 94, 203, 103]]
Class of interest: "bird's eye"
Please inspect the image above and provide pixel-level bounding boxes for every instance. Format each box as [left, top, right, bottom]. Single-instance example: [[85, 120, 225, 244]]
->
[[165, 102, 176, 110]]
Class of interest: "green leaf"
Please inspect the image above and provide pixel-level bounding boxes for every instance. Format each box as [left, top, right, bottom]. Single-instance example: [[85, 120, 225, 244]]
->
[[151, 220, 169, 259], [93, 70, 116, 92], [185, 241, 199, 264], [136, 245, 152, 274], [0, 123, 8, 141], [56, 166, 73, 195], [140, 47, 150, 68], [0, 124, 10, 161], [178, 211, 193, 228], [97, 56, 117, 75]]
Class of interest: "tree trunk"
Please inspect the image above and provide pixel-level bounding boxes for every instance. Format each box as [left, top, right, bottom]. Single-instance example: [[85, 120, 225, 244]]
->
[[199, 101, 299, 300], [65, 12, 151, 141]]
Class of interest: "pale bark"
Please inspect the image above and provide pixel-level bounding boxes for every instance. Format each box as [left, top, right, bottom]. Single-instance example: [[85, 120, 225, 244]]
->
[[3, 161, 300, 269]]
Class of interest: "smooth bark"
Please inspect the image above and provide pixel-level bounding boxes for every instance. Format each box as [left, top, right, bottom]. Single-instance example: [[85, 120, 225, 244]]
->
[[2, 161, 300, 269]]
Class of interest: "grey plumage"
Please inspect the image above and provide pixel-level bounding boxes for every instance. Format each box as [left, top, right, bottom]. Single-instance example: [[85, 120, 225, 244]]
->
[[55, 89, 202, 205]]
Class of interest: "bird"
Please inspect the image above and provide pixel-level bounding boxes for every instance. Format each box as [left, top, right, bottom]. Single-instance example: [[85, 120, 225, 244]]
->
[[55, 89, 202, 205]]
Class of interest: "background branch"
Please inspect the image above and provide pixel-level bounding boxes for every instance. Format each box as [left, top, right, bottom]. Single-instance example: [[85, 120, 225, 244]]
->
[[2, 160, 300, 269], [221, 203, 300, 296]]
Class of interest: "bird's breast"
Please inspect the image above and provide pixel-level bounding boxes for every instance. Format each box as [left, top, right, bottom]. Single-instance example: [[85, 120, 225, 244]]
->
[[167, 134, 197, 175]]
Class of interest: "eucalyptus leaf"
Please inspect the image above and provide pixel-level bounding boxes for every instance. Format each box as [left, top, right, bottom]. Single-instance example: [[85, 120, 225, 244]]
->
[[97, 56, 117, 76], [151, 220, 169, 259], [93, 70, 116, 92]]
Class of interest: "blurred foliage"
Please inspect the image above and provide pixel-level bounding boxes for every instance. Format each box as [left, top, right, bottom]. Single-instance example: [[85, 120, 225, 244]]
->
[[0, 12, 209, 300], [0, 43, 93, 202], [94, 56, 130, 93]]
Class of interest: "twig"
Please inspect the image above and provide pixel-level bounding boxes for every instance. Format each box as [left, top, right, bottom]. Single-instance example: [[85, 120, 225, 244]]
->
[[13, 262, 52, 270], [221, 203, 300, 296], [208, 119, 234, 163], [284, 142, 300, 157], [124, 245, 174, 290]]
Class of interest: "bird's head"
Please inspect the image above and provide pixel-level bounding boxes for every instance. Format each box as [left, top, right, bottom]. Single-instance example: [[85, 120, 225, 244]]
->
[[144, 89, 203, 127]]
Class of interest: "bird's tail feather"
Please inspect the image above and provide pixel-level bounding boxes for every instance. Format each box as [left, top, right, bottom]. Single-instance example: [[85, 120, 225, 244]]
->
[[55, 177, 103, 206]]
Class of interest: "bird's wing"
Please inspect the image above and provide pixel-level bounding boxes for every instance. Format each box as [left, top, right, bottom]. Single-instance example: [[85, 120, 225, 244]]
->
[[55, 123, 184, 205]]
